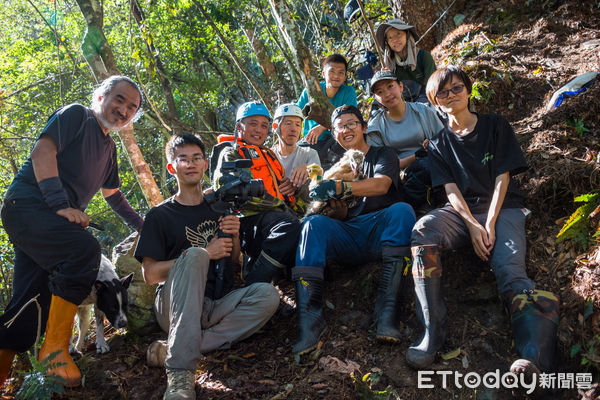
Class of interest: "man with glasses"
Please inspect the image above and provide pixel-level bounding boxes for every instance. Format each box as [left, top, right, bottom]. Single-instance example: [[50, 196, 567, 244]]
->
[[135, 133, 279, 400], [291, 105, 416, 355], [210, 101, 301, 285]]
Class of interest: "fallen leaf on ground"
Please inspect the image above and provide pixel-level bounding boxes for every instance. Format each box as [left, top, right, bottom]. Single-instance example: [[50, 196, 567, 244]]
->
[[318, 355, 360, 374]]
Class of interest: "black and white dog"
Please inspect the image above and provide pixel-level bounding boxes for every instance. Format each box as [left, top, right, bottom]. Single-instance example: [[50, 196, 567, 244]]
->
[[73, 254, 133, 354]]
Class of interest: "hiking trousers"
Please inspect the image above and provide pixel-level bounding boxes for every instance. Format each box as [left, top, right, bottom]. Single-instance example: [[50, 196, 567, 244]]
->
[[411, 206, 534, 296], [0, 197, 100, 352], [154, 247, 280, 371]]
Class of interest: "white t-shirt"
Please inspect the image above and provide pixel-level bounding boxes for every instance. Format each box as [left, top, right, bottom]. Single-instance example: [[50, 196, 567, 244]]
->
[[366, 102, 444, 159], [272, 145, 321, 178]]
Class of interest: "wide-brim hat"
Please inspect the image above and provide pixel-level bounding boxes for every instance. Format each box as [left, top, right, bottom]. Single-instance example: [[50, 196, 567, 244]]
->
[[375, 19, 419, 50], [369, 69, 398, 94]]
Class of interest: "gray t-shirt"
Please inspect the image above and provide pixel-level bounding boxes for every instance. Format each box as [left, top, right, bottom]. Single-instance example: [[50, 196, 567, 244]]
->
[[366, 102, 443, 159], [272, 145, 321, 178]]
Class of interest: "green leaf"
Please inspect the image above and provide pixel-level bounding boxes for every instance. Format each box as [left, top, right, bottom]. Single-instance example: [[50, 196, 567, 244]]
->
[[570, 344, 581, 357], [325, 300, 335, 310], [441, 348, 461, 360]]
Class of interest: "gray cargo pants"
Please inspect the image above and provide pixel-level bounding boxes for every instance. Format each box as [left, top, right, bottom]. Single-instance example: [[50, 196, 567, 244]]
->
[[155, 247, 280, 370], [411, 206, 534, 297]]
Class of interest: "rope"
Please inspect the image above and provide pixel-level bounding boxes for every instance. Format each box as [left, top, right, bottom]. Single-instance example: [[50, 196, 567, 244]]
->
[[4, 294, 42, 359], [415, 0, 457, 46]]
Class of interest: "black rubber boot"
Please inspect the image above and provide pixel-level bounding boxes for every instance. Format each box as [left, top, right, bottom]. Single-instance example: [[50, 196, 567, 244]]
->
[[406, 245, 446, 369], [374, 246, 411, 343], [508, 289, 559, 372], [244, 253, 286, 285], [292, 267, 326, 355]]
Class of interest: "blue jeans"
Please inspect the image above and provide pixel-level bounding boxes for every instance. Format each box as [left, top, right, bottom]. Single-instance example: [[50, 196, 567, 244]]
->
[[296, 202, 416, 268]]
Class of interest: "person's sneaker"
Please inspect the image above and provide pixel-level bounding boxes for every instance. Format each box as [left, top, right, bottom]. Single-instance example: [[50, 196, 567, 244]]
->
[[147, 340, 168, 367], [164, 368, 196, 400]]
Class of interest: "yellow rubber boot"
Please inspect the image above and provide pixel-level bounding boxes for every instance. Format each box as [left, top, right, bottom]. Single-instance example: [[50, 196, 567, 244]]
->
[[38, 295, 81, 387], [0, 349, 16, 387]]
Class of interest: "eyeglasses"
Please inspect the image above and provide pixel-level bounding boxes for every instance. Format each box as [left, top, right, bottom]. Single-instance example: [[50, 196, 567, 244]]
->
[[435, 84, 465, 99], [333, 120, 360, 132], [175, 156, 204, 166]]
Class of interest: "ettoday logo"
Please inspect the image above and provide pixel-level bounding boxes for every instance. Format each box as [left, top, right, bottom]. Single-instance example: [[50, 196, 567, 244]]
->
[[418, 370, 536, 394], [417, 370, 594, 394]]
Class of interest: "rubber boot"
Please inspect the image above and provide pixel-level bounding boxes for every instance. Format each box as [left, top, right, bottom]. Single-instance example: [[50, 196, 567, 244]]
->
[[39, 295, 81, 387], [244, 253, 286, 285], [508, 289, 559, 373], [374, 246, 411, 342], [291, 267, 326, 355], [406, 245, 446, 369], [0, 349, 16, 387]]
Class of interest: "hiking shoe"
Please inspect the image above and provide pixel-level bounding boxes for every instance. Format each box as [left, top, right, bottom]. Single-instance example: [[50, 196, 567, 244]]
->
[[164, 369, 196, 400], [147, 340, 168, 367]]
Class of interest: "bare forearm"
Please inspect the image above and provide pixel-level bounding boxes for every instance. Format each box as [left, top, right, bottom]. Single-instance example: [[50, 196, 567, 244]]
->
[[399, 154, 416, 169], [349, 175, 391, 197], [445, 183, 478, 227], [486, 173, 510, 225], [141, 258, 174, 285]]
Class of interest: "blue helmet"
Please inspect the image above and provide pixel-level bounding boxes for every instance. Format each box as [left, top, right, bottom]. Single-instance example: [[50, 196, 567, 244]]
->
[[236, 101, 271, 123]]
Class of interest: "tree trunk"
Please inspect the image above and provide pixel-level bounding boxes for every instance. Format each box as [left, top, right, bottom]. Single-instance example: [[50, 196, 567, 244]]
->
[[242, 28, 277, 79], [389, 0, 466, 52], [193, 0, 273, 111], [75, 0, 163, 209], [255, 0, 302, 98], [268, 0, 334, 129], [131, 0, 180, 134], [75, 0, 163, 336]]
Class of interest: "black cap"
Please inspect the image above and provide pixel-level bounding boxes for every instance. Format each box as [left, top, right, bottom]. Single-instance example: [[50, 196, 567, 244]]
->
[[331, 105, 365, 127], [369, 69, 397, 94]]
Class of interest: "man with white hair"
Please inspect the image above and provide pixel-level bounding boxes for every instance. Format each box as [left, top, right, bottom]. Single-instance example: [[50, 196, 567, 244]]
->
[[0, 75, 144, 388]]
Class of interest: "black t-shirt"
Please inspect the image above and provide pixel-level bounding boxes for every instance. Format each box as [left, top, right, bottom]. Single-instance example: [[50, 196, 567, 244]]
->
[[5, 104, 120, 210], [348, 145, 403, 218], [428, 114, 528, 214], [134, 197, 234, 299]]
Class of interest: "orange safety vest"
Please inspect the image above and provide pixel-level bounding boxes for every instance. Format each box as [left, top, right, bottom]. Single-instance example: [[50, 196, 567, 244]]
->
[[216, 135, 294, 204]]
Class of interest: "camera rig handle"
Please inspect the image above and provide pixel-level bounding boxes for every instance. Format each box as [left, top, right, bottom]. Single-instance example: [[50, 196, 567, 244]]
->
[[213, 210, 233, 300]]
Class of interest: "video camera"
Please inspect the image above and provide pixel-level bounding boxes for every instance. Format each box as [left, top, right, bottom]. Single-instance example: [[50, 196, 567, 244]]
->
[[205, 159, 264, 299], [205, 159, 264, 214]]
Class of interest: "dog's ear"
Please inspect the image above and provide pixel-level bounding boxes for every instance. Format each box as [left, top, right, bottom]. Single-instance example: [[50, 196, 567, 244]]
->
[[94, 280, 106, 291], [121, 273, 134, 289]]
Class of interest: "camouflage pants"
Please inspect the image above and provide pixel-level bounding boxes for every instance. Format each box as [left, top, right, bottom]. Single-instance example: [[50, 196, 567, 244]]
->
[[411, 206, 534, 296]]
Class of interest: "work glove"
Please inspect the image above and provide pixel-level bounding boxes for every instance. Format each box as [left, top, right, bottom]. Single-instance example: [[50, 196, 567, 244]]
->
[[309, 179, 353, 201]]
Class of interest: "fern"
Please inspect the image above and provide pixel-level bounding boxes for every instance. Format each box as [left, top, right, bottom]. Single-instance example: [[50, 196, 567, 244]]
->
[[557, 191, 600, 248], [16, 351, 66, 400]]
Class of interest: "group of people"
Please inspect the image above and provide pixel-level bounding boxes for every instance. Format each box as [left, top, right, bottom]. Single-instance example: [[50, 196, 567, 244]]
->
[[0, 18, 559, 400]]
